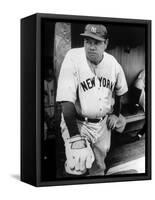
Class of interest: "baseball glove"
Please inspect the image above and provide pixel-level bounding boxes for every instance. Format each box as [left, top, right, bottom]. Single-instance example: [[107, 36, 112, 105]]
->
[[64, 135, 95, 175]]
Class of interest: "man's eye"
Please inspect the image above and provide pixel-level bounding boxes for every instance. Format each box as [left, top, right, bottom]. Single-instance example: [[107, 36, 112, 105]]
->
[[95, 41, 102, 45]]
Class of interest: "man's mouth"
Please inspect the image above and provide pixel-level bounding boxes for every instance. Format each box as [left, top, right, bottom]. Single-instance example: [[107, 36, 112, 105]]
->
[[87, 52, 98, 58], [88, 51, 96, 55]]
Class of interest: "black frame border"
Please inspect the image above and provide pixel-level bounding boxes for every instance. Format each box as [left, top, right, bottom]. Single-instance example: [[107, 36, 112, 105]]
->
[[21, 13, 151, 187]]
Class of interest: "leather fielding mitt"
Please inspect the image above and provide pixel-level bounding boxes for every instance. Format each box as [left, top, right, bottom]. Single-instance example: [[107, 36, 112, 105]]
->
[[64, 135, 95, 175]]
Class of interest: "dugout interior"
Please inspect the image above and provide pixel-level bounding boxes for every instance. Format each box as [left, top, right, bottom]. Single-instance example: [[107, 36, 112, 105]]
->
[[42, 20, 146, 180]]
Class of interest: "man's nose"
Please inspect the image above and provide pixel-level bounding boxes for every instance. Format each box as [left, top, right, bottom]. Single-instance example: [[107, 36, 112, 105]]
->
[[89, 43, 96, 50]]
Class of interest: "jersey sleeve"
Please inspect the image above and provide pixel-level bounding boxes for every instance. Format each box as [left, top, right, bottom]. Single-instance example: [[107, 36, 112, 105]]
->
[[56, 50, 78, 104], [115, 61, 128, 96]]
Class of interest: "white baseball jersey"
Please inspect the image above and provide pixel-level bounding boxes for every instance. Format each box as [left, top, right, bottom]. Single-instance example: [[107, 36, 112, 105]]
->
[[56, 47, 128, 119]]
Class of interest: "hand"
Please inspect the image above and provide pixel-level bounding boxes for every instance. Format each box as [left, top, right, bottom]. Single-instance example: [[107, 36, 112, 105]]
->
[[107, 114, 119, 130], [114, 114, 127, 133]]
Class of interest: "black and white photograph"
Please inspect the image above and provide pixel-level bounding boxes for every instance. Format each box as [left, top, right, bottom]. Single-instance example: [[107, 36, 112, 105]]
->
[[1, 0, 155, 197], [21, 13, 151, 186]]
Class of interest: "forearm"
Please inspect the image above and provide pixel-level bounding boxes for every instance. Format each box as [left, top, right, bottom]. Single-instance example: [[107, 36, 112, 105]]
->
[[113, 95, 122, 117], [61, 101, 80, 137], [107, 96, 125, 131]]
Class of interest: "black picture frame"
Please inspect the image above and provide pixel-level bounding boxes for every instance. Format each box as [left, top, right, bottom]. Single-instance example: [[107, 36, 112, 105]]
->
[[21, 13, 151, 187]]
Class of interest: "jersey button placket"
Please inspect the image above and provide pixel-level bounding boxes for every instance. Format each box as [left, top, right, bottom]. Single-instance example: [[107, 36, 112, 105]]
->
[[97, 82, 102, 115], [99, 98, 103, 115], [97, 79, 103, 116]]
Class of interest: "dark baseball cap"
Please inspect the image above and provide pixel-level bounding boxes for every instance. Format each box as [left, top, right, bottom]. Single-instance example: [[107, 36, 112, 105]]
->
[[80, 24, 108, 41]]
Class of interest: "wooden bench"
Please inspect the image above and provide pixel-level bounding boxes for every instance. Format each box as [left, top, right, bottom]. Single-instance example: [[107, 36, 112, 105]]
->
[[106, 138, 145, 175], [122, 104, 145, 135]]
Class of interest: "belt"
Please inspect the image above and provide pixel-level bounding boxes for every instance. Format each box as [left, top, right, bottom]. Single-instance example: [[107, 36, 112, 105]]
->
[[76, 115, 105, 123]]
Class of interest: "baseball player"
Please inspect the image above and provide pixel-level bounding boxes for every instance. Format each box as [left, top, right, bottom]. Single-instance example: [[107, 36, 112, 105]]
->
[[56, 24, 128, 176]]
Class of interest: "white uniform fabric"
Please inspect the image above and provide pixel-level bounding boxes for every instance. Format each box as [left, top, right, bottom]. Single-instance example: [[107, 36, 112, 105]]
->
[[57, 47, 128, 118], [56, 47, 128, 175], [60, 113, 110, 144], [57, 47, 128, 141]]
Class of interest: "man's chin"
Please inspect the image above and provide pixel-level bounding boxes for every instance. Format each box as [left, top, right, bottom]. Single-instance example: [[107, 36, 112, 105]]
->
[[87, 56, 99, 65]]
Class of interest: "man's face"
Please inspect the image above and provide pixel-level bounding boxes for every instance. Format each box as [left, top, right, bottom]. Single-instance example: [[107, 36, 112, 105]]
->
[[84, 37, 108, 65]]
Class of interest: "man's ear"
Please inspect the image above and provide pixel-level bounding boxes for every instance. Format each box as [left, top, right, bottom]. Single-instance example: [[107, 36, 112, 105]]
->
[[104, 39, 109, 50]]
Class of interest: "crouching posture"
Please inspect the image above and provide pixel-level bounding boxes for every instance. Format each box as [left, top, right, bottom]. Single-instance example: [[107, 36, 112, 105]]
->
[[56, 24, 128, 176]]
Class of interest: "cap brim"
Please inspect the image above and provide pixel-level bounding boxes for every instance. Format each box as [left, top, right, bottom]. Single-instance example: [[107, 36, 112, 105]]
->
[[80, 33, 105, 41]]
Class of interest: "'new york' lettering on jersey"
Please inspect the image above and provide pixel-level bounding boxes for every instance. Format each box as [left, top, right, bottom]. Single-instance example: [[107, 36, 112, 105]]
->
[[56, 47, 128, 119], [80, 77, 115, 92]]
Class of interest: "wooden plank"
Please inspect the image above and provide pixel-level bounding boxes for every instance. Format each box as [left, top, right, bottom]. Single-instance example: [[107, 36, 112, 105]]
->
[[125, 112, 145, 123], [106, 138, 145, 175]]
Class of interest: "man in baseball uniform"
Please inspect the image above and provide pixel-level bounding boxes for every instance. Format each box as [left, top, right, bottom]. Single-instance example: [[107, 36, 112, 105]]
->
[[56, 24, 128, 176]]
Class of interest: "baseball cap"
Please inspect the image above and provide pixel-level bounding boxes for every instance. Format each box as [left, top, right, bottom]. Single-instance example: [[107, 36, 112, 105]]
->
[[80, 24, 108, 41]]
